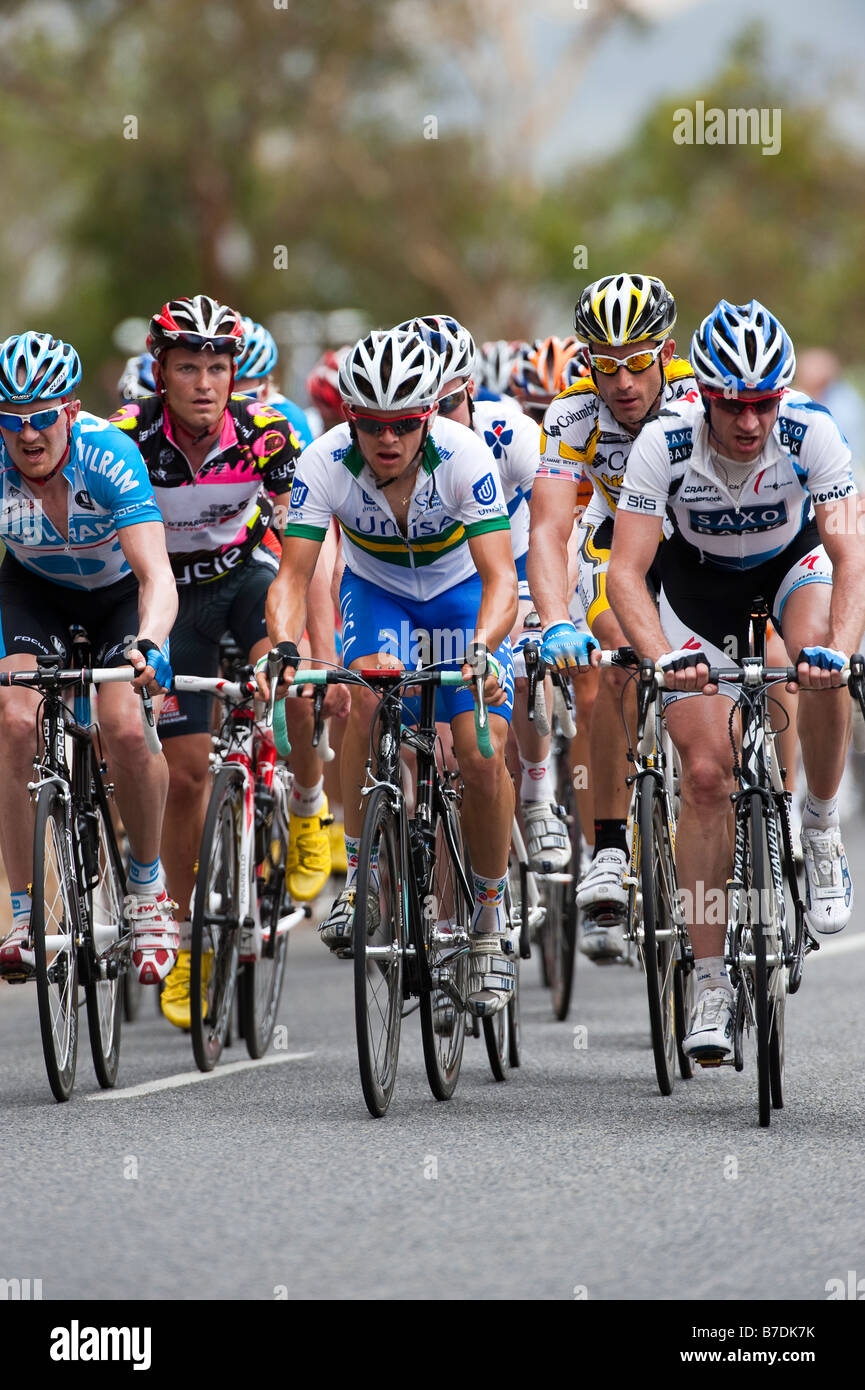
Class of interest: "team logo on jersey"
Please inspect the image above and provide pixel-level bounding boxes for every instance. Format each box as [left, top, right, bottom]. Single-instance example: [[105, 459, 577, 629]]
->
[[664, 427, 694, 464], [289, 480, 309, 508], [74, 489, 95, 511], [777, 416, 808, 456], [472, 472, 498, 505], [483, 421, 513, 460], [689, 504, 787, 535]]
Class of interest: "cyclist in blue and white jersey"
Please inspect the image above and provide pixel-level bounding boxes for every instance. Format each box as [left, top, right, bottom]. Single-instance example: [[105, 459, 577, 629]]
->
[[399, 314, 572, 873], [234, 316, 315, 450], [0, 332, 179, 985], [263, 328, 520, 1018], [609, 299, 865, 1059]]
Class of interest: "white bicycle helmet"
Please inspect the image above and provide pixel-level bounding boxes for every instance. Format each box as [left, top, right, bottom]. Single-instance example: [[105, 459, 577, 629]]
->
[[339, 330, 442, 410]]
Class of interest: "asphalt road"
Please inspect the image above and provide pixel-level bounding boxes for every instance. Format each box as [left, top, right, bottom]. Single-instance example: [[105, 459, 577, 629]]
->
[[2, 795, 865, 1304]]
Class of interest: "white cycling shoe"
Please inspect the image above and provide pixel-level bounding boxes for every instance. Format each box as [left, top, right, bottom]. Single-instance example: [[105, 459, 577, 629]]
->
[[800, 826, 853, 935], [576, 848, 629, 915], [466, 934, 515, 1018], [521, 801, 571, 873], [682, 987, 735, 1062], [124, 890, 179, 985], [0, 922, 35, 980]]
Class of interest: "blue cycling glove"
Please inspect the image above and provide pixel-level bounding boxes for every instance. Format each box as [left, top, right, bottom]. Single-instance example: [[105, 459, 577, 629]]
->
[[796, 646, 846, 673], [540, 621, 598, 670], [133, 637, 173, 691]]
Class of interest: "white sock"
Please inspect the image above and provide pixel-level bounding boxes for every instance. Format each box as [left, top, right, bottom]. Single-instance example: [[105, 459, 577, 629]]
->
[[519, 757, 553, 802], [291, 778, 325, 818], [694, 955, 732, 996], [10, 891, 31, 927], [471, 873, 508, 934], [801, 791, 839, 832]]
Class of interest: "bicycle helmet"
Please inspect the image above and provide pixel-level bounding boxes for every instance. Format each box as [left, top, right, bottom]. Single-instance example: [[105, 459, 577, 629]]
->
[[396, 315, 476, 386], [117, 352, 157, 401], [235, 317, 279, 382], [477, 339, 520, 395], [147, 295, 244, 360], [0, 331, 82, 404], [306, 348, 349, 413], [511, 337, 583, 401], [573, 274, 676, 346], [690, 299, 796, 393], [339, 330, 442, 411]]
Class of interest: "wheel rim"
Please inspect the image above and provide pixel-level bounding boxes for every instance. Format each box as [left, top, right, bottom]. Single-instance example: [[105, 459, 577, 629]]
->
[[90, 806, 124, 1054], [39, 806, 78, 1077]]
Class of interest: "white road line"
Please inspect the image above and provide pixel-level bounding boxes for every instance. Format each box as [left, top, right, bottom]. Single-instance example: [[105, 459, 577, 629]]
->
[[811, 932, 865, 959], [87, 1051, 314, 1101]]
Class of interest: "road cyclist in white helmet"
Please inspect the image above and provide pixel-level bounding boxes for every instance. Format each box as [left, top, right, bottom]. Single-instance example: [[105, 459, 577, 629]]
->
[[608, 298, 865, 1060]]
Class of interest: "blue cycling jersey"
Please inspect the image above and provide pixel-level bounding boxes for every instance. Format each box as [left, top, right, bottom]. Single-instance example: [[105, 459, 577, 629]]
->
[[0, 410, 163, 589]]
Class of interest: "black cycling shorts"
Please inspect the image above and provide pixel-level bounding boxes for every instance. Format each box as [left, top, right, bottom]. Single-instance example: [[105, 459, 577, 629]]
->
[[0, 553, 141, 666], [158, 545, 277, 739]]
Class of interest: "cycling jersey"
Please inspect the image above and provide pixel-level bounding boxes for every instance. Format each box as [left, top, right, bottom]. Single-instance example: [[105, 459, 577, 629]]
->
[[618, 391, 856, 570], [537, 358, 697, 522], [472, 399, 539, 564], [110, 394, 300, 583], [0, 410, 162, 590], [283, 418, 510, 602]]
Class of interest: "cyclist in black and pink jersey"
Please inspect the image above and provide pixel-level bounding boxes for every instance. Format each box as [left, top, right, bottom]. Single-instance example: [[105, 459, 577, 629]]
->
[[110, 295, 344, 1030]]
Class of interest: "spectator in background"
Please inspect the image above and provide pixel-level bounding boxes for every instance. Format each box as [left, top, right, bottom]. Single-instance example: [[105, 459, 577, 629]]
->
[[796, 348, 865, 488]]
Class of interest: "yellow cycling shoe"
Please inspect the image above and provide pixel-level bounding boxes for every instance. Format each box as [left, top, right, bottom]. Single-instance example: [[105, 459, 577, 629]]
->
[[328, 818, 348, 876], [286, 796, 332, 902], [160, 948, 212, 1030]]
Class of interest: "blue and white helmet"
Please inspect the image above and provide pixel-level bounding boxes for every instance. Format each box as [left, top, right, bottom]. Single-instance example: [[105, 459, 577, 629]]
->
[[0, 331, 82, 404], [235, 317, 279, 382], [117, 352, 157, 401], [690, 299, 796, 393], [396, 314, 476, 386]]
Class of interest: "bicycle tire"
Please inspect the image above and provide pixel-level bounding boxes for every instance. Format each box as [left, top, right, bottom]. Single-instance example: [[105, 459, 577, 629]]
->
[[83, 765, 127, 1089], [32, 785, 79, 1102], [542, 752, 580, 1019], [482, 879, 517, 1081], [638, 781, 678, 1096], [673, 960, 694, 1081], [750, 792, 787, 1127], [190, 766, 243, 1072], [238, 772, 291, 1058], [354, 785, 404, 1117], [419, 794, 469, 1101]]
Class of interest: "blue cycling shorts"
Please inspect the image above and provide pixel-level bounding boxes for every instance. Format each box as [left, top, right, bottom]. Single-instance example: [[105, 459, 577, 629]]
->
[[339, 568, 514, 725]]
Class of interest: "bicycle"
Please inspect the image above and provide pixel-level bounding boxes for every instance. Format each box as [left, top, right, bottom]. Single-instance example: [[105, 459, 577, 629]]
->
[[0, 648, 160, 1102], [273, 662, 509, 1117], [597, 646, 692, 1097], [702, 604, 865, 1127], [170, 664, 313, 1072]]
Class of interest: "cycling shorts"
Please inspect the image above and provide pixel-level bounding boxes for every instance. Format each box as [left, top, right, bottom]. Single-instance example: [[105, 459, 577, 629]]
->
[[578, 514, 661, 633], [339, 567, 514, 725], [658, 520, 832, 706], [0, 553, 141, 666], [158, 544, 278, 738], [515, 548, 530, 602]]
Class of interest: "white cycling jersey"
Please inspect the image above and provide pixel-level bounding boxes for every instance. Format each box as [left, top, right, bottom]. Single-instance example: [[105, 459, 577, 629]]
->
[[283, 417, 510, 601], [472, 399, 539, 561], [618, 391, 856, 569]]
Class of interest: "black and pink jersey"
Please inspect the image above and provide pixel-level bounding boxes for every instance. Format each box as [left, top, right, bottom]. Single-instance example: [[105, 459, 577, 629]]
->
[[110, 394, 300, 582]]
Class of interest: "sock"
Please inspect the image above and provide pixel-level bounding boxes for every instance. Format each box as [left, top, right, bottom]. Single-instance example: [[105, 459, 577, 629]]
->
[[291, 778, 325, 818], [471, 872, 508, 934], [593, 819, 628, 855], [10, 891, 31, 926], [694, 955, 732, 997], [127, 856, 162, 892], [519, 757, 553, 802], [345, 836, 378, 889], [801, 791, 839, 832]]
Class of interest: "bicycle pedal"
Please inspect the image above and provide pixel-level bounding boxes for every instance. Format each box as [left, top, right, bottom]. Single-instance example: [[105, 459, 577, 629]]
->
[[694, 1056, 734, 1068]]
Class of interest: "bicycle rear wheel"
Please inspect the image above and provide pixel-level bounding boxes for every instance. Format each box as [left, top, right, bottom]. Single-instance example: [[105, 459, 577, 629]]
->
[[750, 793, 786, 1126], [420, 795, 469, 1101], [541, 751, 580, 1020], [32, 786, 79, 1102], [238, 773, 291, 1058], [638, 782, 678, 1096], [83, 766, 128, 1089], [354, 785, 404, 1117], [191, 766, 243, 1072], [482, 880, 518, 1081]]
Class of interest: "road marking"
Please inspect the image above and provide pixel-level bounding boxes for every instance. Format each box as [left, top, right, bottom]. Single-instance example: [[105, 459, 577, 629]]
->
[[87, 1051, 314, 1101], [812, 932, 865, 959]]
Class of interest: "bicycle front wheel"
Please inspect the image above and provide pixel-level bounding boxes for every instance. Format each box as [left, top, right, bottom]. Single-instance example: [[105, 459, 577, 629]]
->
[[354, 785, 405, 1117], [32, 786, 79, 1102], [191, 766, 243, 1072], [638, 781, 678, 1096], [541, 754, 580, 1020], [749, 793, 787, 1127], [83, 765, 127, 1088], [420, 795, 469, 1101], [238, 772, 291, 1058]]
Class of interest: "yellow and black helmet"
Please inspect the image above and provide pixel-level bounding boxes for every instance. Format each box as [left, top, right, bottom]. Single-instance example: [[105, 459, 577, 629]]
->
[[573, 274, 676, 347]]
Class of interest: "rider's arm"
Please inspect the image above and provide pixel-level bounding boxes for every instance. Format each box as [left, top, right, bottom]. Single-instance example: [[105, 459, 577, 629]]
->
[[815, 495, 865, 655], [526, 473, 581, 626], [607, 422, 670, 660], [116, 520, 178, 651], [265, 534, 323, 649], [468, 528, 520, 654]]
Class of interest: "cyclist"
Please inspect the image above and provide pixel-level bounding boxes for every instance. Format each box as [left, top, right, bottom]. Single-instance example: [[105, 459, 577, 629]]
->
[[234, 316, 315, 450], [110, 296, 340, 1029], [609, 298, 864, 1059], [263, 328, 520, 1017], [527, 273, 696, 960], [117, 352, 157, 402], [306, 348, 350, 436], [0, 331, 179, 985], [399, 313, 571, 872]]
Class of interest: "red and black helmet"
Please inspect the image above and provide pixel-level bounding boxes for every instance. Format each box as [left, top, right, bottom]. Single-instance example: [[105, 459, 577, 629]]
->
[[147, 295, 244, 360]]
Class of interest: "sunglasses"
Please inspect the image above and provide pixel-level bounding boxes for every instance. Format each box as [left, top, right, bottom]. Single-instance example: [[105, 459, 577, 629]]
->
[[589, 343, 665, 375], [701, 388, 783, 416], [347, 406, 434, 437], [437, 387, 468, 415], [0, 404, 69, 433], [163, 333, 239, 354]]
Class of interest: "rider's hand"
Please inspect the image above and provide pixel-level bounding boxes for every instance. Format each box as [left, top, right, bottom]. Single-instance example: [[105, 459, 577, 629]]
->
[[127, 639, 172, 695], [540, 621, 598, 671], [254, 641, 300, 701], [463, 641, 507, 707], [658, 646, 713, 694], [322, 683, 351, 719], [795, 645, 847, 690]]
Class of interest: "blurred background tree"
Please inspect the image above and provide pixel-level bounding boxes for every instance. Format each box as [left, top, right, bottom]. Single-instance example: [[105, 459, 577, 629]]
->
[[0, 2, 861, 408]]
